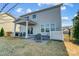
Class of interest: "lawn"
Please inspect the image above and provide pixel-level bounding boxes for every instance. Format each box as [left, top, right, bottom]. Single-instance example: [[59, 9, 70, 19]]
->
[[0, 37, 68, 56]]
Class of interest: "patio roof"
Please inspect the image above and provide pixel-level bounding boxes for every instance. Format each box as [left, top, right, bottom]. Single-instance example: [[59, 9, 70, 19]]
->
[[14, 17, 37, 25]]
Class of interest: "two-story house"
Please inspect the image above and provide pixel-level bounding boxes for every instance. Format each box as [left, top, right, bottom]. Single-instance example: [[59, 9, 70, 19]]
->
[[0, 13, 20, 36], [13, 4, 63, 40]]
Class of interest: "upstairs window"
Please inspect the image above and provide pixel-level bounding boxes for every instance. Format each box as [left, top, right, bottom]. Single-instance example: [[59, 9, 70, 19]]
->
[[26, 16, 29, 20], [32, 14, 36, 19], [24, 16, 29, 21], [26, 16, 29, 19]]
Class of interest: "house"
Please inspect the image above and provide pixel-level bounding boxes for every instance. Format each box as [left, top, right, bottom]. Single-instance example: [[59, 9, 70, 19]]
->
[[0, 13, 20, 36], [13, 4, 63, 40], [63, 26, 72, 34]]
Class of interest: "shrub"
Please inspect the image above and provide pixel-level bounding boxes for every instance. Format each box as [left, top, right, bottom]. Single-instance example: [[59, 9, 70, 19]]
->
[[0, 27, 4, 37], [73, 11, 79, 44]]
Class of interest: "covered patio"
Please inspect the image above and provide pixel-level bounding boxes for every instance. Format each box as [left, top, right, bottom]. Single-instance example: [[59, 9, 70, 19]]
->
[[13, 17, 37, 38]]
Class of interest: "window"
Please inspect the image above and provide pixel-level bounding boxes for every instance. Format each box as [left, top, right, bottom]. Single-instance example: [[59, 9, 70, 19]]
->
[[51, 24, 55, 31], [24, 16, 29, 20], [32, 14, 36, 19], [46, 24, 49, 32], [26, 16, 29, 20], [28, 27, 33, 34], [31, 27, 33, 34], [41, 25, 44, 32], [56, 28, 59, 31]]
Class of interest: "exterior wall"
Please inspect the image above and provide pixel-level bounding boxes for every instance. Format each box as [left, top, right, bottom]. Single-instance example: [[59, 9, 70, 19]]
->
[[0, 22, 20, 36], [30, 7, 61, 34], [20, 6, 63, 40]]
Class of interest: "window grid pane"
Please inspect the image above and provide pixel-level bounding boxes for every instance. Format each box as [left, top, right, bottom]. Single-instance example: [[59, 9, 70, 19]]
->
[[32, 14, 36, 19], [46, 24, 49, 32], [51, 24, 55, 31], [41, 25, 44, 32]]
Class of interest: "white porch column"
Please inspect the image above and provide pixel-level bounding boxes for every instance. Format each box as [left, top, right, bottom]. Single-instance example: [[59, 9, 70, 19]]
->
[[25, 21, 28, 38], [13, 23, 16, 37]]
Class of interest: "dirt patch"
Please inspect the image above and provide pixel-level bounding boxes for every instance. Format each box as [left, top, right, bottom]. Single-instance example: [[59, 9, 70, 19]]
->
[[0, 37, 68, 56]]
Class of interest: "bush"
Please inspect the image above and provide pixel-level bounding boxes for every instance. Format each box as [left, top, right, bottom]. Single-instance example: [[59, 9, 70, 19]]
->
[[0, 28, 4, 37], [73, 11, 79, 44]]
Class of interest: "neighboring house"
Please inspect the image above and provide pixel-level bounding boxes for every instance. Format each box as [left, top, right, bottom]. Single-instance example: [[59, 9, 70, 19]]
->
[[63, 26, 72, 34], [13, 4, 63, 40], [0, 13, 20, 36]]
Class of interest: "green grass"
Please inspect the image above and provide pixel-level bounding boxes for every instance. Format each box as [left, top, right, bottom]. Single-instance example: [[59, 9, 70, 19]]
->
[[0, 37, 68, 56]]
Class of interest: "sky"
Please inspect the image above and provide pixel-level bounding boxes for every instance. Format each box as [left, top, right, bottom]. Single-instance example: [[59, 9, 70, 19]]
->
[[0, 3, 79, 27]]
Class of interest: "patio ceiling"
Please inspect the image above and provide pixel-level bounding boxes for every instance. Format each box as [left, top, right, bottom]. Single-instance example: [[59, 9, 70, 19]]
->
[[18, 20, 37, 25]]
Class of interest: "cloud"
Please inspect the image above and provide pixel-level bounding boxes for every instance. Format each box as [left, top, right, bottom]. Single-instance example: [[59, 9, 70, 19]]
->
[[16, 8, 32, 14], [0, 12, 5, 14], [26, 8, 32, 13], [37, 3, 61, 7], [37, 3, 42, 7], [52, 3, 61, 5], [42, 3, 54, 5], [16, 8, 23, 13], [62, 16, 72, 26], [61, 6, 66, 10], [64, 3, 74, 7], [37, 3, 67, 11], [62, 16, 69, 20], [61, 3, 74, 11], [37, 3, 54, 7], [74, 14, 77, 17]]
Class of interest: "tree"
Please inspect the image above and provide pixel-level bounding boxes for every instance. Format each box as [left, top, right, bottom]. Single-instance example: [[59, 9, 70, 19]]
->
[[73, 11, 79, 43], [0, 27, 4, 36]]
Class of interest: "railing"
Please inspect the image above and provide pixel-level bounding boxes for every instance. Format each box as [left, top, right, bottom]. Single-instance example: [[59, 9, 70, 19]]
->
[[15, 32, 26, 37], [50, 31, 64, 40], [19, 16, 29, 21]]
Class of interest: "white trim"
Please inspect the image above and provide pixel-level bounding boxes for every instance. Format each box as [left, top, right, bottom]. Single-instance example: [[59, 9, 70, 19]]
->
[[25, 21, 28, 38], [13, 23, 16, 37]]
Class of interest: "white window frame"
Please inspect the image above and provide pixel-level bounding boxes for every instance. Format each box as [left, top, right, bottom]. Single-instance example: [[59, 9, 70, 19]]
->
[[41, 25, 44, 32], [51, 24, 55, 31], [45, 24, 50, 32], [32, 14, 36, 19]]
